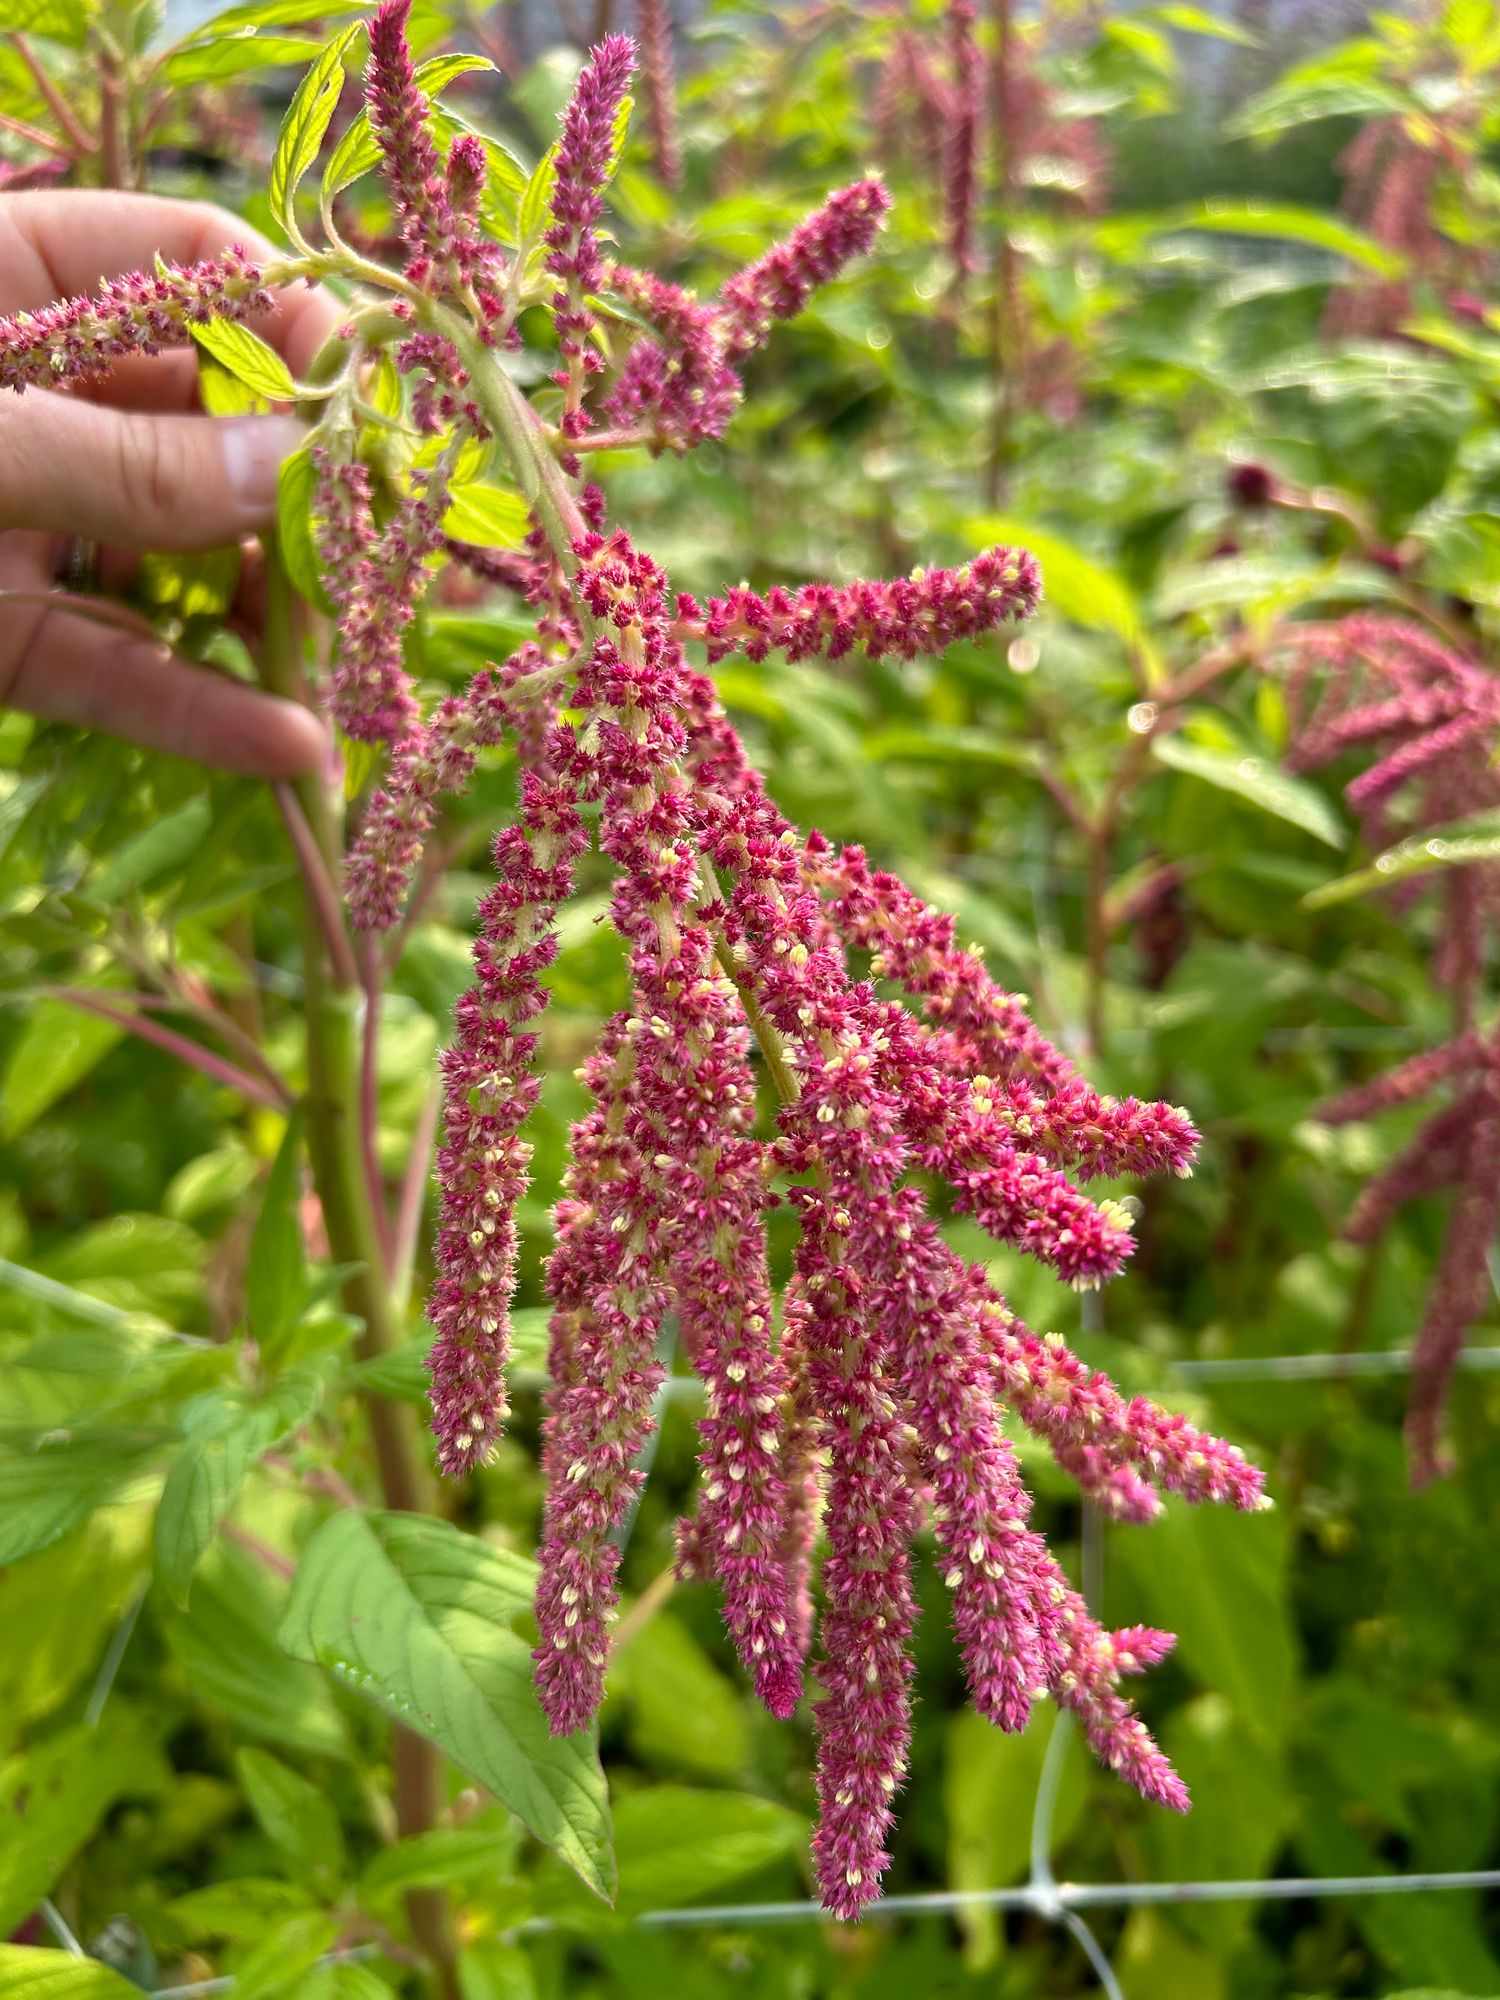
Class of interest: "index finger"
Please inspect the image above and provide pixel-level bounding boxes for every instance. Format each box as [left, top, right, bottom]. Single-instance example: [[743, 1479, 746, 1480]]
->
[[0, 190, 341, 379]]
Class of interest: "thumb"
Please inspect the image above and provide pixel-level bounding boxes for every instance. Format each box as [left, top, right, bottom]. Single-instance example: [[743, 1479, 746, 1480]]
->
[[0, 392, 306, 552]]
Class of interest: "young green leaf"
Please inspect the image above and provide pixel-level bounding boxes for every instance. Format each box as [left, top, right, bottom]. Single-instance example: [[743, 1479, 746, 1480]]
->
[[1302, 810, 1500, 910], [2, 0, 95, 47], [163, 30, 322, 85], [0, 1000, 124, 1142], [276, 449, 334, 614], [0, 1722, 164, 1935], [518, 144, 560, 247], [162, 1546, 350, 1760], [189, 320, 298, 405], [237, 1747, 347, 1880], [92, 796, 212, 902], [442, 482, 532, 550], [279, 1510, 614, 1899], [247, 1114, 308, 1357], [0, 1433, 157, 1567], [154, 1397, 294, 1607], [270, 23, 363, 239]]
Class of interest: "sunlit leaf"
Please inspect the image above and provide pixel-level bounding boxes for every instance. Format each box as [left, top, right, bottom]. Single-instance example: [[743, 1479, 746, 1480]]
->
[[279, 1510, 614, 1899], [270, 23, 363, 237]]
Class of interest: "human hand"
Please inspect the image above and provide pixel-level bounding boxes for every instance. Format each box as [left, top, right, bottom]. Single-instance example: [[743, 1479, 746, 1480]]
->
[[0, 190, 339, 777]]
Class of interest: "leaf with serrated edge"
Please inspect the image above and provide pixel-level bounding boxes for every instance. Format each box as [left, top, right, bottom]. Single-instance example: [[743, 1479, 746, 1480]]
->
[[189, 320, 297, 403], [270, 23, 362, 235], [279, 1511, 614, 1899]]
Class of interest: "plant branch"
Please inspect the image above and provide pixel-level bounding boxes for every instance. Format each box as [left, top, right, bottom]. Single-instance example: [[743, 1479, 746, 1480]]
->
[[14, 36, 97, 156], [40, 987, 293, 1110]]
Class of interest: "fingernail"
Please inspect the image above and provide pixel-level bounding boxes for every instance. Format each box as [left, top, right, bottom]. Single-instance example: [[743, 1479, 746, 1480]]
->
[[220, 415, 307, 525]]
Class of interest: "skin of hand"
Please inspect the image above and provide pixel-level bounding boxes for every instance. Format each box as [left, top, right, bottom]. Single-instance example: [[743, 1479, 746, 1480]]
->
[[0, 190, 341, 778]]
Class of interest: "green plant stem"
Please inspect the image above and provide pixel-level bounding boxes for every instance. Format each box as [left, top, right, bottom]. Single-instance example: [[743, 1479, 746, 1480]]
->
[[260, 542, 460, 2000]]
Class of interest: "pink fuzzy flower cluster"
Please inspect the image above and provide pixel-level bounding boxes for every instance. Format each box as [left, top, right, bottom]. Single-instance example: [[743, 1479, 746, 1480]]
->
[[1278, 615, 1500, 1480], [414, 502, 1262, 1914], [0, 248, 269, 394], [311, 443, 455, 747], [593, 175, 891, 456], [184, 23, 1260, 1917], [547, 32, 637, 434], [945, 0, 982, 277], [636, 0, 683, 190], [368, 0, 507, 320]]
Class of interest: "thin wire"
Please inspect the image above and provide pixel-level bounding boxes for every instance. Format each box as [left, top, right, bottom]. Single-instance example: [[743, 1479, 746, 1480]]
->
[[39, 1900, 84, 1956], [84, 1578, 147, 1728], [633, 1868, 1500, 1928], [1059, 1908, 1128, 2000]]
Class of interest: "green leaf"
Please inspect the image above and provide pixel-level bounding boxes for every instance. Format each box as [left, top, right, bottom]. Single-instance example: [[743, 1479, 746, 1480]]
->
[[237, 1747, 347, 1880], [1301, 810, 1500, 910], [541, 1787, 803, 1914], [163, 1545, 349, 1760], [276, 449, 333, 615], [358, 1822, 520, 1901], [1, 0, 95, 47], [92, 796, 211, 901], [189, 319, 298, 404], [164, 29, 321, 83], [0, 1514, 148, 1756], [443, 483, 532, 550], [1153, 735, 1346, 847], [0, 1433, 156, 1567], [1097, 202, 1406, 276], [157, 1408, 268, 1608], [0, 1000, 123, 1141], [0, 1948, 144, 1999], [518, 144, 559, 247], [322, 52, 495, 199], [170, 1878, 316, 1943], [610, 1615, 749, 1783], [1230, 74, 1406, 142], [1144, 3, 1261, 44], [278, 1510, 614, 1899], [247, 1114, 307, 1356], [231, 1911, 341, 2000], [270, 23, 363, 237], [0, 1722, 163, 1934]]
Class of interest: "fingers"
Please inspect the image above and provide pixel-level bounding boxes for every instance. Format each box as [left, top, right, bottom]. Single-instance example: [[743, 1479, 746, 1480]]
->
[[0, 190, 341, 377], [1, 590, 328, 778], [0, 389, 307, 549]]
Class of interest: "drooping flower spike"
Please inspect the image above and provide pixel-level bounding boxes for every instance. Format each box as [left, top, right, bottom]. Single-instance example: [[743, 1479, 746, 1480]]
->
[[1271, 615, 1500, 1479], [0, 16, 1267, 1922]]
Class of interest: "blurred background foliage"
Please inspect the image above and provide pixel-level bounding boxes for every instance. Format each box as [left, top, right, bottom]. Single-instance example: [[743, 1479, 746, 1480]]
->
[[3, 0, 1500, 1996]]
